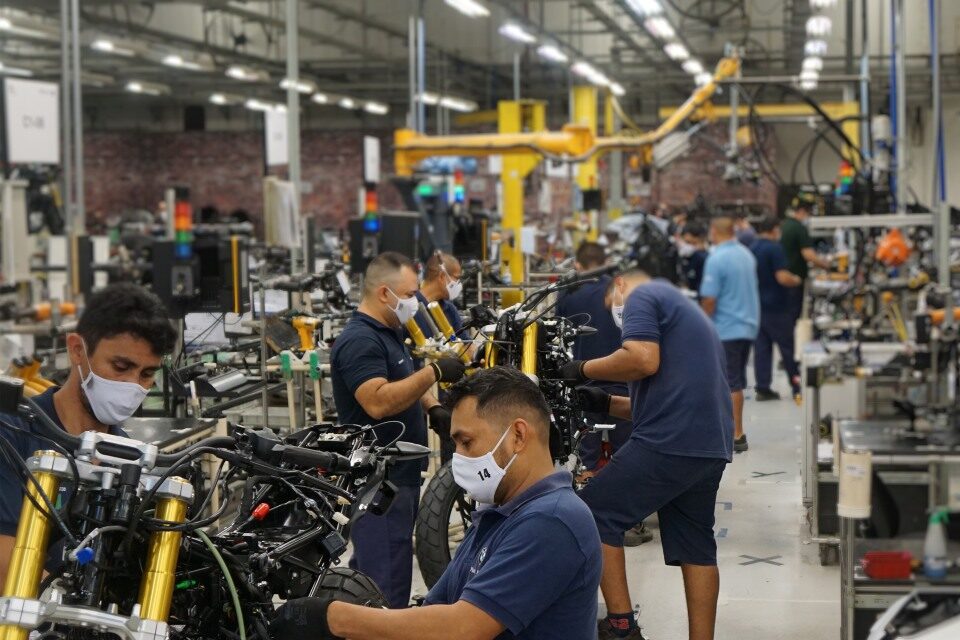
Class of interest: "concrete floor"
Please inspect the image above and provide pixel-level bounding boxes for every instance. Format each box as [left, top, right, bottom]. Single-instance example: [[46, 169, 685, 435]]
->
[[408, 371, 841, 639]]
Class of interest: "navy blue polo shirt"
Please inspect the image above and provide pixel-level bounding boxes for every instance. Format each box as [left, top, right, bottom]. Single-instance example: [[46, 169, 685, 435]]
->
[[425, 471, 601, 639], [0, 387, 126, 537], [330, 311, 427, 486], [556, 275, 628, 397], [681, 250, 708, 295], [622, 280, 733, 461], [412, 291, 463, 339], [750, 238, 790, 313]]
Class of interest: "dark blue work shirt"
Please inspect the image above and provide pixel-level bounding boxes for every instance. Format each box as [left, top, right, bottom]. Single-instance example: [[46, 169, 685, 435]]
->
[[681, 250, 708, 295], [622, 280, 733, 461], [425, 471, 601, 639], [330, 312, 427, 486], [0, 387, 126, 537], [412, 291, 463, 339], [556, 275, 628, 397], [750, 238, 790, 313]]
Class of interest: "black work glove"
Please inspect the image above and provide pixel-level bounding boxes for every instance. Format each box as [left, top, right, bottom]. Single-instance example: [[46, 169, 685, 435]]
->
[[271, 597, 341, 640], [428, 405, 452, 437], [559, 360, 588, 384], [430, 356, 466, 383], [576, 386, 612, 415]]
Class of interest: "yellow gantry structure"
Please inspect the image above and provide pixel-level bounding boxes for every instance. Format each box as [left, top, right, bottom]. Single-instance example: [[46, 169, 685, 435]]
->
[[393, 57, 742, 300]]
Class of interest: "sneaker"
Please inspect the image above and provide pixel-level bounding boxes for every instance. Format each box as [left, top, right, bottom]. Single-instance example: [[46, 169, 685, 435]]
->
[[734, 434, 749, 453], [597, 619, 646, 640], [755, 388, 781, 401], [623, 523, 654, 547]]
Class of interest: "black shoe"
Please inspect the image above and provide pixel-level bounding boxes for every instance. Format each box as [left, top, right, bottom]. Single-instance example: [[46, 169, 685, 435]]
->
[[755, 388, 781, 401], [597, 619, 646, 640], [734, 434, 749, 453], [623, 523, 654, 547]]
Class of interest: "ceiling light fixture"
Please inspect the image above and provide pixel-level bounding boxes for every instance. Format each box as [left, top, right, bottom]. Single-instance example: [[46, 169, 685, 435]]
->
[[226, 65, 267, 82], [0, 18, 11, 30], [802, 56, 824, 72], [499, 22, 537, 44], [694, 72, 713, 87], [610, 82, 626, 97], [663, 42, 689, 61], [280, 78, 316, 94], [419, 92, 440, 105], [799, 69, 819, 82], [801, 78, 819, 90], [443, 0, 490, 18], [806, 15, 832, 37], [644, 17, 675, 39], [91, 39, 136, 57], [338, 97, 356, 110], [805, 39, 828, 56], [209, 93, 243, 106], [537, 44, 569, 63], [682, 59, 704, 75], [125, 80, 169, 96], [572, 61, 612, 87], [625, 0, 663, 17], [0, 61, 33, 77], [162, 54, 204, 71], [439, 96, 479, 112], [810, 0, 837, 8], [244, 98, 285, 112], [312, 93, 329, 104], [364, 101, 389, 115]]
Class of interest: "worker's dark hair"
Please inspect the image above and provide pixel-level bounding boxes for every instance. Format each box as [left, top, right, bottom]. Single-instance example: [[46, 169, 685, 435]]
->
[[575, 242, 607, 269], [424, 251, 460, 281], [76, 283, 177, 357], [681, 222, 707, 239], [445, 367, 551, 438], [363, 251, 415, 296], [754, 216, 780, 234]]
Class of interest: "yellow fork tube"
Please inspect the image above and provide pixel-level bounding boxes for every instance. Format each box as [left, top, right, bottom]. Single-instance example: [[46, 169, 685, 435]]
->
[[137, 480, 190, 622], [0, 452, 63, 640], [404, 318, 428, 348], [521, 323, 539, 378], [428, 303, 471, 363]]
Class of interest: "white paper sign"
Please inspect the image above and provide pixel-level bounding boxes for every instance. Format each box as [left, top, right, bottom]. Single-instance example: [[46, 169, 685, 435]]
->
[[545, 159, 571, 179], [363, 136, 381, 184], [488, 155, 502, 175], [520, 225, 538, 255], [265, 110, 288, 166], [4, 79, 59, 165]]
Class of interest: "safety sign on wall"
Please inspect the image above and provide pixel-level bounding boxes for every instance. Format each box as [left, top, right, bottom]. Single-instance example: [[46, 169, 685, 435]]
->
[[3, 78, 60, 165]]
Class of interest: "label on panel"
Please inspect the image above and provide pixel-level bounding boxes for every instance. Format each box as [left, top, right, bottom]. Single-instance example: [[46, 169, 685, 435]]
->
[[4, 78, 60, 165], [264, 110, 288, 167]]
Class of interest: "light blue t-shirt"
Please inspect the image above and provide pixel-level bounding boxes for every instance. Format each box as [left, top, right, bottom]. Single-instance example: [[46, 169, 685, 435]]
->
[[700, 239, 760, 342]]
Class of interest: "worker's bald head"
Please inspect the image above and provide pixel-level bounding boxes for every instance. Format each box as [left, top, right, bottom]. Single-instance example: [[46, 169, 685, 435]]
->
[[424, 252, 461, 282], [362, 252, 417, 298], [710, 216, 735, 241]]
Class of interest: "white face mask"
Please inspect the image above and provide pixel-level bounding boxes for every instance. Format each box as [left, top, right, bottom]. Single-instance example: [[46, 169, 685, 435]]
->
[[78, 341, 150, 425], [612, 305, 624, 329], [388, 288, 419, 325], [452, 426, 518, 505], [676, 240, 696, 258], [446, 278, 463, 301]]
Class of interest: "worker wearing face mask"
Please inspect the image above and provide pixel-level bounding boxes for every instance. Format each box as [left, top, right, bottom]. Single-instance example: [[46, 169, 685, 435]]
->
[[330, 252, 466, 609], [0, 283, 177, 587], [413, 251, 465, 337], [272, 367, 602, 640]]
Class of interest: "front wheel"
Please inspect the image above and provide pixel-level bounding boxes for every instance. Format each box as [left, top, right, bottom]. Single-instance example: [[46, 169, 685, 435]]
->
[[310, 567, 388, 607], [415, 462, 475, 588]]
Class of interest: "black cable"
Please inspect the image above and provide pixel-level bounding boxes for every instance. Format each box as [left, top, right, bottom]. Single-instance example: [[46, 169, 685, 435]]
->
[[0, 417, 81, 514]]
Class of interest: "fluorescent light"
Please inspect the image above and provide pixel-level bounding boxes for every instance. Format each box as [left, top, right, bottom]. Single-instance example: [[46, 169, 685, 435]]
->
[[312, 93, 329, 104], [210, 93, 228, 105], [499, 23, 536, 44], [625, 0, 663, 17], [572, 61, 611, 87], [801, 78, 818, 90], [125, 80, 168, 96], [439, 96, 479, 112], [338, 97, 356, 109], [226, 65, 267, 82], [805, 39, 828, 56], [0, 18, 11, 30], [162, 54, 204, 71], [644, 17, 675, 39], [244, 99, 285, 112], [810, 0, 837, 7], [0, 62, 33, 77], [419, 91, 440, 105], [663, 42, 689, 61], [694, 72, 713, 86], [799, 69, 819, 82], [802, 56, 823, 72], [443, 0, 490, 18], [280, 78, 316, 94], [209, 93, 243, 106], [806, 15, 832, 37], [91, 38, 135, 57], [537, 44, 569, 63], [364, 101, 389, 115], [682, 59, 704, 75], [610, 82, 626, 97]]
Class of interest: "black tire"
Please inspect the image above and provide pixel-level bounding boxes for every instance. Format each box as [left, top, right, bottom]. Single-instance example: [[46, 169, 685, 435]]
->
[[415, 461, 474, 588], [311, 567, 388, 608]]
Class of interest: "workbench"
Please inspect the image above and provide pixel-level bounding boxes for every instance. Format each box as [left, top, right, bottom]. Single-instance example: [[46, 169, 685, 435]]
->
[[838, 420, 960, 640]]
